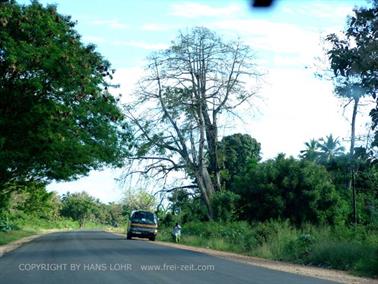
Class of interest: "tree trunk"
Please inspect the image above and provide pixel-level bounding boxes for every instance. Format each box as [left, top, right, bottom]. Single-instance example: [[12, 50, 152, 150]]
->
[[195, 168, 215, 220], [201, 106, 222, 192], [349, 97, 359, 225], [205, 124, 221, 192], [195, 91, 216, 219]]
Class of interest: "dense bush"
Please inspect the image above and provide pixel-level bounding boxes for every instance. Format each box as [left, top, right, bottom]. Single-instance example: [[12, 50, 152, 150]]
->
[[232, 154, 347, 225], [211, 191, 240, 222], [323, 153, 378, 225], [218, 134, 261, 189], [168, 189, 209, 223]]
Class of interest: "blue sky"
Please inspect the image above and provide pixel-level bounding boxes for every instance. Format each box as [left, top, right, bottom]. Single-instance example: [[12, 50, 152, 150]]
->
[[18, 0, 372, 202]]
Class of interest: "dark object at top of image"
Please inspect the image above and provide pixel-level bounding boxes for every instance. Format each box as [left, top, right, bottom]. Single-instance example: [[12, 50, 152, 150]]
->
[[252, 0, 274, 7]]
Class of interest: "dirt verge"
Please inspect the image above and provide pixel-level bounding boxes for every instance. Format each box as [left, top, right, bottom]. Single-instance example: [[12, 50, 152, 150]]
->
[[152, 240, 377, 284]]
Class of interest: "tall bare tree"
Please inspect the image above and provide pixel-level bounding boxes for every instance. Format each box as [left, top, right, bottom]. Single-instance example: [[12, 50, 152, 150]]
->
[[123, 27, 261, 218]]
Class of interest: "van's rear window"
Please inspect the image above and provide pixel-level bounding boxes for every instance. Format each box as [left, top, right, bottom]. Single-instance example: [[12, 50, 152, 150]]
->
[[131, 211, 156, 224]]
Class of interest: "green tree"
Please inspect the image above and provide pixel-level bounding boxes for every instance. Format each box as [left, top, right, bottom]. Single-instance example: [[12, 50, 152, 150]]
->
[[352, 147, 378, 224], [18, 182, 60, 219], [324, 148, 378, 225], [91, 201, 111, 225], [317, 135, 345, 163], [168, 188, 208, 224], [60, 192, 97, 227], [106, 202, 126, 226], [218, 133, 261, 189], [233, 154, 346, 225], [325, 31, 367, 158], [2, 181, 61, 220], [299, 139, 320, 161], [342, 2, 378, 149], [0, 2, 129, 195], [325, 2, 378, 223], [124, 27, 261, 218]]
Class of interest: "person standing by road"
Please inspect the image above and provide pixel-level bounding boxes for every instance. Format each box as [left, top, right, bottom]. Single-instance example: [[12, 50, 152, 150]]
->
[[172, 223, 181, 243]]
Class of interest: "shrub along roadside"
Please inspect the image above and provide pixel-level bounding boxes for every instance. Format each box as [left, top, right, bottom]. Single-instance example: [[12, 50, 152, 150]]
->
[[0, 214, 77, 246], [157, 221, 378, 278]]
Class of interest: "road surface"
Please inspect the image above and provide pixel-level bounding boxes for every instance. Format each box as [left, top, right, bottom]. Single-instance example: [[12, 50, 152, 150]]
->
[[0, 231, 335, 284]]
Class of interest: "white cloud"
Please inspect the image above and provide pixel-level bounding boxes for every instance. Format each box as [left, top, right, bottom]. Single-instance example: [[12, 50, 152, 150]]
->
[[208, 19, 323, 68], [212, 19, 318, 50], [282, 2, 355, 20], [90, 19, 129, 30], [111, 40, 168, 50], [170, 2, 242, 18], [141, 23, 175, 31]]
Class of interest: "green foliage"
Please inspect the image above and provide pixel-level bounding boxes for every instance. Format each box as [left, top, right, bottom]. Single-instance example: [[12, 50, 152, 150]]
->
[[92, 202, 126, 227], [218, 133, 261, 188], [233, 154, 346, 225], [159, 221, 255, 253], [309, 241, 369, 270], [0, 215, 12, 232], [0, 181, 61, 225], [211, 191, 240, 222], [159, 211, 175, 227], [299, 139, 321, 161], [168, 189, 209, 223], [0, 186, 127, 245], [325, 3, 378, 149], [317, 135, 345, 162], [59, 192, 126, 227], [8, 211, 79, 231], [106, 202, 126, 226], [300, 135, 345, 163], [15, 182, 61, 219], [318, 148, 378, 225], [60, 192, 98, 227], [0, 1, 129, 190], [283, 233, 316, 262]]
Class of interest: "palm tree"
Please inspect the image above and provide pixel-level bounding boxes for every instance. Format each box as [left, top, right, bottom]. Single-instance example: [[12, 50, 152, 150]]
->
[[300, 139, 320, 161], [318, 134, 345, 162]]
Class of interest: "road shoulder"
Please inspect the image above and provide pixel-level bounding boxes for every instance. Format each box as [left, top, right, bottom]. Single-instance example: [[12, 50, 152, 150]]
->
[[0, 229, 67, 258], [109, 230, 376, 284], [151, 241, 377, 284]]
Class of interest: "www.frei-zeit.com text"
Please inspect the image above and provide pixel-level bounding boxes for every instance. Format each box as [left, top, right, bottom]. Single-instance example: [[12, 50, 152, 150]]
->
[[18, 263, 216, 272]]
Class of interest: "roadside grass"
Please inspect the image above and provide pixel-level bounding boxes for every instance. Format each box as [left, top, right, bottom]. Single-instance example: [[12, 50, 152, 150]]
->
[[0, 213, 125, 246], [157, 221, 378, 278], [0, 230, 37, 245]]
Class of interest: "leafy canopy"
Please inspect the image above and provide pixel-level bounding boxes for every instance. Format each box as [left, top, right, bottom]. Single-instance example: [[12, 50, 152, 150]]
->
[[0, 1, 129, 188], [326, 2, 378, 152], [218, 133, 261, 188], [60, 191, 98, 226], [233, 154, 346, 225]]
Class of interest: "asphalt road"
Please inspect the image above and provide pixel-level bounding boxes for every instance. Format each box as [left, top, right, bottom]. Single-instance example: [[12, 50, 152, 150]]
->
[[0, 231, 336, 284]]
